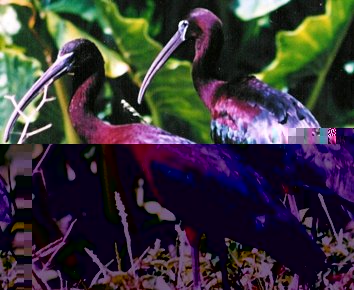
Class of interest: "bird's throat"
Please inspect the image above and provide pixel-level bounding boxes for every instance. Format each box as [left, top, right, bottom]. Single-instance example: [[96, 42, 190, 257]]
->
[[69, 71, 105, 142], [192, 33, 223, 109]]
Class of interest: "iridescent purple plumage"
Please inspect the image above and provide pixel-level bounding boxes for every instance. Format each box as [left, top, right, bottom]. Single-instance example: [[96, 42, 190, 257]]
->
[[138, 8, 320, 144], [4, 39, 194, 144], [124, 145, 326, 289]]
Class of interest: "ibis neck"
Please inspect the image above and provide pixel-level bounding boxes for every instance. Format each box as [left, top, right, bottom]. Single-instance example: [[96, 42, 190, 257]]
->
[[69, 69, 105, 142], [192, 30, 223, 110]]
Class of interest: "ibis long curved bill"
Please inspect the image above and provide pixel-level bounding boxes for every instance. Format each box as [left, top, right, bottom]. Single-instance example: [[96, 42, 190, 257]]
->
[[138, 8, 320, 144], [137, 20, 189, 104], [3, 52, 73, 142]]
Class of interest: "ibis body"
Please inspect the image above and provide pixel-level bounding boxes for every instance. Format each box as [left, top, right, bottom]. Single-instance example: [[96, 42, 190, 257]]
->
[[138, 8, 320, 144], [3, 39, 193, 144], [119, 145, 327, 288]]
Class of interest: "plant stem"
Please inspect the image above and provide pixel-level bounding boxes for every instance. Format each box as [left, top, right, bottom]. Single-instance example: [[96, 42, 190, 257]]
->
[[53, 80, 80, 143], [306, 12, 354, 111]]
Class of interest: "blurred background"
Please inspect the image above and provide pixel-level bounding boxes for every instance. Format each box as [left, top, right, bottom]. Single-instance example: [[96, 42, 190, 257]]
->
[[0, 0, 353, 143]]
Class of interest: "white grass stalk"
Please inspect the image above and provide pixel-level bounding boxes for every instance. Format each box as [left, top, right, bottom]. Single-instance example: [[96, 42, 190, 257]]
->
[[114, 242, 121, 271], [114, 191, 136, 277], [175, 223, 187, 289], [288, 194, 300, 221], [57, 270, 63, 290], [32, 237, 64, 263], [318, 193, 339, 242], [43, 219, 77, 271], [85, 247, 114, 287], [33, 144, 53, 173]]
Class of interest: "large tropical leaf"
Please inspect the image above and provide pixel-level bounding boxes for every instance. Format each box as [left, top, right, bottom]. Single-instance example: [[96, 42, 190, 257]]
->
[[94, 0, 211, 143], [43, 0, 97, 22], [0, 49, 42, 143], [256, 0, 354, 110]]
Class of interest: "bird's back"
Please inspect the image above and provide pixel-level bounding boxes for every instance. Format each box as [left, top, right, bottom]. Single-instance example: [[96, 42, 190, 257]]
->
[[86, 123, 195, 144], [128, 145, 326, 283], [211, 77, 320, 144]]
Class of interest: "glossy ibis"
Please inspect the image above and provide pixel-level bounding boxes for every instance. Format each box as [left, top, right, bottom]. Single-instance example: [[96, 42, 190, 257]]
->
[[232, 145, 354, 230], [119, 145, 326, 289], [138, 8, 320, 144], [3, 39, 193, 144]]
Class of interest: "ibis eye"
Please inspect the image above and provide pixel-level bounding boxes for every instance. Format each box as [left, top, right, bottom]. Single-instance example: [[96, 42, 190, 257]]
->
[[178, 20, 189, 40], [178, 20, 189, 31]]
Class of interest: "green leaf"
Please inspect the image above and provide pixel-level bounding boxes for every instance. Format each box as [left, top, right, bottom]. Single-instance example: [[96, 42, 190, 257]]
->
[[43, 0, 97, 22], [94, 0, 211, 143], [256, 0, 354, 109], [147, 60, 211, 143], [234, 0, 291, 21], [46, 11, 129, 79], [0, 49, 42, 143], [123, 0, 161, 37], [94, 0, 161, 74]]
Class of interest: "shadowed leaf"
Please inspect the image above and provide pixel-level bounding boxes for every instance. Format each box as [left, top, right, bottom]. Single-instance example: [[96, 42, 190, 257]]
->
[[46, 11, 129, 78], [43, 0, 97, 22], [256, 0, 354, 110]]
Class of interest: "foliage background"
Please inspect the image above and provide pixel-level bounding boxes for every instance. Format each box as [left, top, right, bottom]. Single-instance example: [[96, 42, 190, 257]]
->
[[0, 0, 353, 144]]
